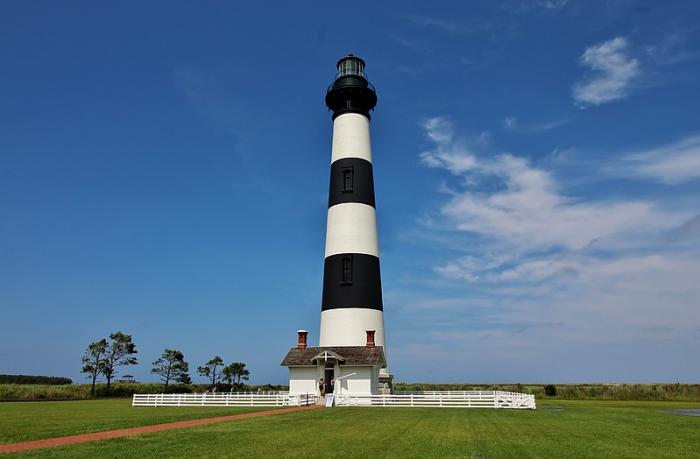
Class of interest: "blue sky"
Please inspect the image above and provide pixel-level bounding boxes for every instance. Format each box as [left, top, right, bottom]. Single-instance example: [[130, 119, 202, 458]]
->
[[2, 1, 699, 384]]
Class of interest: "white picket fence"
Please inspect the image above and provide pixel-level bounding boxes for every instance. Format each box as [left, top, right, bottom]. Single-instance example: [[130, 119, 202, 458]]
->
[[335, 391, 536, 409], [132, 391, 535, 409], [132, 393, 316, 407]]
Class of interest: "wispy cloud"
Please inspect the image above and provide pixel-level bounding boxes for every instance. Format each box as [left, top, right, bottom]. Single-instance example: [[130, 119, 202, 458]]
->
[[419, 117, 478, 174], [501, 0, 570, 14], [421, 127, 665, 253], [407, 116, 700, 381], [385, 33, 430, 53], [668, 214, 700, 241], [621, 134, 700, 184], [572, 37, 641, 107], [405, 14, 490, 34], [646, 29, 700, 66], [537, 0, 569, 10], [502, 116, 570, 133]]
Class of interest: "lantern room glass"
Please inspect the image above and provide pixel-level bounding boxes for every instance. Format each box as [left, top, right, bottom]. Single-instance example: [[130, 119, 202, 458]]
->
[[337, 57, 365, 78]]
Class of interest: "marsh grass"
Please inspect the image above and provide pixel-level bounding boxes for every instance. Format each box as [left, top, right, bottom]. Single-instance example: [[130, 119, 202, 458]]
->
[[0, 383, 286, 401], [395, 383, 700, 401]]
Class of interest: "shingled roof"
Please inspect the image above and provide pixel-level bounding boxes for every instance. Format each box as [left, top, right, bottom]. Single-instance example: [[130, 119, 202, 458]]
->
[[281, 346, 385, 367]]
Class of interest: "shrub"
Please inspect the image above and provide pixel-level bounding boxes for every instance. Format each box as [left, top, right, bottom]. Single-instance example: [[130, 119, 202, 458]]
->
[[544, 384, 557, 396], [0, 384, 91, 400], [0, 374, 72, 385]]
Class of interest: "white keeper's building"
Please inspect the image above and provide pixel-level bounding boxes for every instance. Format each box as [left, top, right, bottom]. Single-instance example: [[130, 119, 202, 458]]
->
[[282, 330, 387, 396]]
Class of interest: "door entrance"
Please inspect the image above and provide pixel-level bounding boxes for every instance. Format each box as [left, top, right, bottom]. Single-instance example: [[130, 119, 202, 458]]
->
[[324, 364, 335, 394]]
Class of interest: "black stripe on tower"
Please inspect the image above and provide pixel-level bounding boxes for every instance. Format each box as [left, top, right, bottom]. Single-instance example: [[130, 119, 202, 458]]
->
[[328, 158, 376, 208], [321, 253, 383, 311]]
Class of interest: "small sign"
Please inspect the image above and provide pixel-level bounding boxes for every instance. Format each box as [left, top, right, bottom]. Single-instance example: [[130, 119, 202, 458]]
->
[[325, 394, 334, 408]]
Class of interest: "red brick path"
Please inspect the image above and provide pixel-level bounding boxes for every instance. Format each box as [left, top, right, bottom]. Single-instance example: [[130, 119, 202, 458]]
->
[[0, 405, 322, 454]]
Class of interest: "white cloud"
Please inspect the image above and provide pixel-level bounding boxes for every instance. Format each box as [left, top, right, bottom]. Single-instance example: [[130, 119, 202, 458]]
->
[[420, 117, 671, 253], [420, 117, 478, 174], [442, 164, 657, 251], [392, 250, 700, 381], [572, 37, 641, 107], [403, 117, 700, 381], [502, 116, 570, 133], [622, 134, 700, 184]]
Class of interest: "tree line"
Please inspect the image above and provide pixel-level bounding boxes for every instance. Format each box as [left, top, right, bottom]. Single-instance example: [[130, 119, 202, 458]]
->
[[0, 375, 73, 385], [81, 331, 249, 396]]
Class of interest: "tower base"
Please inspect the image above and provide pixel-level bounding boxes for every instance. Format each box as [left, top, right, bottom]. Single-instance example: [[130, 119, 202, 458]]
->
[[319, 308, 386, 348]]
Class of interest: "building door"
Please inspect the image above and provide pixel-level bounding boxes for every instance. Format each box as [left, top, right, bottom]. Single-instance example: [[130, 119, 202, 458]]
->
[[324, 363, 335, 394]]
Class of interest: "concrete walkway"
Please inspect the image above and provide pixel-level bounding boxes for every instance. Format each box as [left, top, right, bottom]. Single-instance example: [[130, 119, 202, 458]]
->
[[0, 405, 322, 454]]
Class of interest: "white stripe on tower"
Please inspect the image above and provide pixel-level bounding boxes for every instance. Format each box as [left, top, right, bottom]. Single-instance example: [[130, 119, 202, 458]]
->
[[319, 54, 387, 354], [320, 308, 386, 348], [331, 113, 372, 163], [325, 203, 378, 258]]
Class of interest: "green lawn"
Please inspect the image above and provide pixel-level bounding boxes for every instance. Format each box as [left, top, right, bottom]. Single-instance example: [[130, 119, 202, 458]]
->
[[0, 399, 264, 444], [5, 400, 700, 458]]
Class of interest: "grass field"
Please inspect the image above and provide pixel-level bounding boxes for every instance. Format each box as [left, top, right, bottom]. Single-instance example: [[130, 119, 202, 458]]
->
[[3, 399, 700, 458], [0, 399, 264, 444]]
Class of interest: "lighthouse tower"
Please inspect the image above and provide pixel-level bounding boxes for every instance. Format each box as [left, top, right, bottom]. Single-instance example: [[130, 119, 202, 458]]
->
[[281, 54, 391, 396], [319, 55, 387, 358]]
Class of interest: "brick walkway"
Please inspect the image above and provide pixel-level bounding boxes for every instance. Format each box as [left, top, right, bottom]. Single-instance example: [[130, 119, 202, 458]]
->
[[0, 405, 322, 454]]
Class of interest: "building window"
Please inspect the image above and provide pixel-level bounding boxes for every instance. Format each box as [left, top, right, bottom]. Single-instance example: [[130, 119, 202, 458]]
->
[[342, 167, 353, 192], [341, 257, 352, 285]]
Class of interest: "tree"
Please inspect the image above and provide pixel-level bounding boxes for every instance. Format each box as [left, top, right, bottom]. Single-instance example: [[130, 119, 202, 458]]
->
[[101, 331, 138, 389], [151, 349, 191, 388], [222, 362, 250, 385], [544, 384, 557, 396], [197, 356, 224, 386], [81, 339, 108, 396]]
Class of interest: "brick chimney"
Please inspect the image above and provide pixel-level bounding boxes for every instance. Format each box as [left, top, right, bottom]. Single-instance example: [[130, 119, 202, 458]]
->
[[297, 330, 308, 349], [366, 329, 376, 348]]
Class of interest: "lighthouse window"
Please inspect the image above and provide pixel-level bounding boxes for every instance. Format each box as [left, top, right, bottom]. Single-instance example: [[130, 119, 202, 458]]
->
[[341, 257, 353, 285], [338, 58, 365, 77], [342, 168, 354, 192]]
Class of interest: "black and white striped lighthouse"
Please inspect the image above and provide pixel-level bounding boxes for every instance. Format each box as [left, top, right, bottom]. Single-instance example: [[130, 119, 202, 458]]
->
[[319, 54, 387, 358]]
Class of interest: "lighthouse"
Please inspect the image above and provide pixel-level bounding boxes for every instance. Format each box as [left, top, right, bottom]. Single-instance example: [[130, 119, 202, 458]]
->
[[319, 55, 386, 352], [282, 54, 391, 396]]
